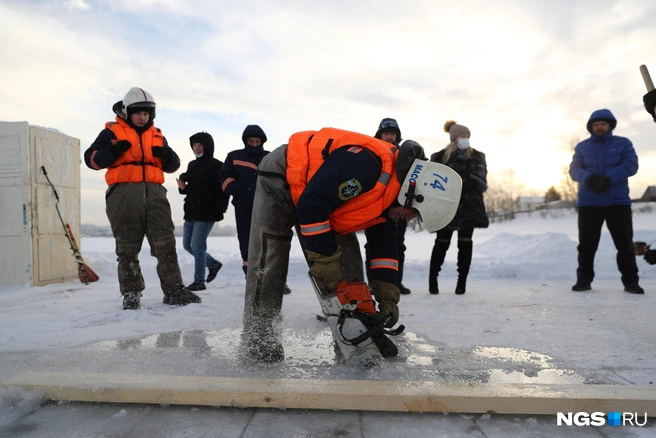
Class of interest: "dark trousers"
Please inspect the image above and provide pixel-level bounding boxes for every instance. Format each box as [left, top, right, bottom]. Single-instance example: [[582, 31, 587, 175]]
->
[[235, 206, 253, 263], [396, 219, 407, 283], [577, 205, 639, 285]]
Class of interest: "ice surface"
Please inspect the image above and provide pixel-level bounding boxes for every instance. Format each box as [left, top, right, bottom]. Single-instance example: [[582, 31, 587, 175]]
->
[[1, 206, 655, 436]]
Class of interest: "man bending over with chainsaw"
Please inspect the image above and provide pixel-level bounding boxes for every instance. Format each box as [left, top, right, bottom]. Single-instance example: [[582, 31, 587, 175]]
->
[[242, 128, 461, 364]]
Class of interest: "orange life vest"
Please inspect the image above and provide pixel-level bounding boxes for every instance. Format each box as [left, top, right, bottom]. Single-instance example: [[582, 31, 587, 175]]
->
[[286, 127, 401, 234], [104, 117, 165, 185]]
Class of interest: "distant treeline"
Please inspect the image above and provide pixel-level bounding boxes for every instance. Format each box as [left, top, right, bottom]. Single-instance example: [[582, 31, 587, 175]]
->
[[81, 224, 237, 237]]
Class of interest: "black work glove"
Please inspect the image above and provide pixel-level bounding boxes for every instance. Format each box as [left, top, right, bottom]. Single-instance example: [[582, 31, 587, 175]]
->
[[597, 176, 611, 192], [152, 146, 173, 164], [462, 177, 477, 192], [643, 89, 656, 118], [587, 174, 610, 192], [111, 140, 131, 159]]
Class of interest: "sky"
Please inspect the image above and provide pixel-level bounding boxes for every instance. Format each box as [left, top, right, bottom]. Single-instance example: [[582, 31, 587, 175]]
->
[[1, 208, 655, 436], [2, 0, 656, 227]]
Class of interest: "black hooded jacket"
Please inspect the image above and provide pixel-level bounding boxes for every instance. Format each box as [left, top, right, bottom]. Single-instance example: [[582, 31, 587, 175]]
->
[[219, 124, 269, 209], [178, 132, 230, 221]]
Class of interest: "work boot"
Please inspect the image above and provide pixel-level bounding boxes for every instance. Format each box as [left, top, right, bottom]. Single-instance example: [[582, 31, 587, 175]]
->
[[242, 264, 248, 277], [163, 287, 202, 306], [206, 262, 222, 283], [244, 323, 284, 363], [429, 281, 439, 295], [399, 283, 411, 295], [187, 282, 207, 291], [283, 284, 292, 295], [122, 292, 141, 310], [624, 283, 645, 294]]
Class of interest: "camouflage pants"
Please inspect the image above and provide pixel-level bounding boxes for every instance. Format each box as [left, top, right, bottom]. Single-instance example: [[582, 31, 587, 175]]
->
[[105, 182, 184, 296], [243, 145, 364, 331]]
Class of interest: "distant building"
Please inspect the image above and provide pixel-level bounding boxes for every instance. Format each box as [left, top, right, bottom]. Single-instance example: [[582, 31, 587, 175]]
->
[[637, 185, 656, 202], [516, 196, 545, 212]]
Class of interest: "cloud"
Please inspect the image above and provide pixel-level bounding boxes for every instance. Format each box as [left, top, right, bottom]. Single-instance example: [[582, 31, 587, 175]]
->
[[2, 0, 656, 225]]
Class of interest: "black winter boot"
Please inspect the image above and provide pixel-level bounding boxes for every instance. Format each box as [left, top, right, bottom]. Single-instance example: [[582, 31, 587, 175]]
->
[[456, 240, 473, 295], [242, 264, 248, 277], [206, 262, 222, 283], [572, 270, 592, 291], [429, 240, 450, 294]]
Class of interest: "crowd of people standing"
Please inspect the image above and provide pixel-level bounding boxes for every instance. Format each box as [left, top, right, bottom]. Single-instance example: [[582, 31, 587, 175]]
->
[[84, 86, 650, 356]]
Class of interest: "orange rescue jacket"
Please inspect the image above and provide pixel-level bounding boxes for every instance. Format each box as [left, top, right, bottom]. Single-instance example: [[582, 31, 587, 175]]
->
[[104, 118, 165, 185], [286, 127, 401, 234]]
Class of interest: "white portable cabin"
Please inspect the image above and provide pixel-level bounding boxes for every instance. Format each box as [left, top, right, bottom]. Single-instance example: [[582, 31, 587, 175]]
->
[[0, 121, 81, 287]]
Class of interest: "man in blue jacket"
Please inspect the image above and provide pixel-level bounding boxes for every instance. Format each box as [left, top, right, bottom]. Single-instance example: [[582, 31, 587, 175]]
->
[[569, 109, 643, 294]]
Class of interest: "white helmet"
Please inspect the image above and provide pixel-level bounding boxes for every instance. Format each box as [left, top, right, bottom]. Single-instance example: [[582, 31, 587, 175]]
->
[[121, 87, 156, 119], [397, 159, 462, 232]]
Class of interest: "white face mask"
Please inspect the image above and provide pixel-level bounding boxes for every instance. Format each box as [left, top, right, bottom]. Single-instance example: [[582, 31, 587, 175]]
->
[[457, 138, 470, 149], [193, 152, 204, 158]]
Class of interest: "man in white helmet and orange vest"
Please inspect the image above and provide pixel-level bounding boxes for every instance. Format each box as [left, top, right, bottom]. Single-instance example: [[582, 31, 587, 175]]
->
[[242, 127, 461, 364], [85, 87, 202, 310]]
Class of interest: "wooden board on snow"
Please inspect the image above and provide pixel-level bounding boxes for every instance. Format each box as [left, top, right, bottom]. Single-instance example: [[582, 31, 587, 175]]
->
[[2, 372, 655, 416]]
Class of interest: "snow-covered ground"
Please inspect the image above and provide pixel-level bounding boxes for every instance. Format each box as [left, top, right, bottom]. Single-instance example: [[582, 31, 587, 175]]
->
[[1, 205, 655, 437]]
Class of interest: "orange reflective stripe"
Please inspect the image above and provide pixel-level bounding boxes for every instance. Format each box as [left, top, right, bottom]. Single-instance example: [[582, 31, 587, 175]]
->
[[370, 258, 399, 271], [89, 150, 102, 170], [242, 260, 248, 266], [299, 220, 331, 236], [222, 177, 236, 191], [286, 128, 402, 235], [234, 160, 258, 171], [347, 146, 363, 153]]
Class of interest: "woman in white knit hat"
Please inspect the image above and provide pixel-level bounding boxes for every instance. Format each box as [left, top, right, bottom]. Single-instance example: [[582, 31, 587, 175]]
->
[[428, 121, 489, 294]]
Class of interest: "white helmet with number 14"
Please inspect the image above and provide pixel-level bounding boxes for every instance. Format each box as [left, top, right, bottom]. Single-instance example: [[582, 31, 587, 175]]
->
[[397, 159, 462, 232]]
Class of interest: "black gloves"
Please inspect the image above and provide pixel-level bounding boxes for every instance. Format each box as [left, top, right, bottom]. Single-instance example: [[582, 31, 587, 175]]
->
[[152, 146, 173, 164], [643, 89, 656, 118], [587, 174, 611, 192], [462, 177, 477, 192], [111, 140, 131, 159]]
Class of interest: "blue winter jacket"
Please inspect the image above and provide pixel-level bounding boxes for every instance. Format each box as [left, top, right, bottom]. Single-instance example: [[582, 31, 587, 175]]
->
[[569, 109, 638, 207]]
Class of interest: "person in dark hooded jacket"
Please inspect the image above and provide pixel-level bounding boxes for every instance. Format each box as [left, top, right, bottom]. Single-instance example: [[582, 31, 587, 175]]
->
[[220, 125, 291, 293], [177, 132, 229, 291], [366, 118, 413, 295], [569, 109, 643, 294]]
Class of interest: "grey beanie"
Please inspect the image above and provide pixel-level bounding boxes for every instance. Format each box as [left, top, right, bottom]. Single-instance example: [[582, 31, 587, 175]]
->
[[444, 120, 470, 142]]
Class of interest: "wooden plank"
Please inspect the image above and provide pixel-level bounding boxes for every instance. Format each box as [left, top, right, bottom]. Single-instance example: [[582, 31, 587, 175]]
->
[[2, 372, 656, 416]]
